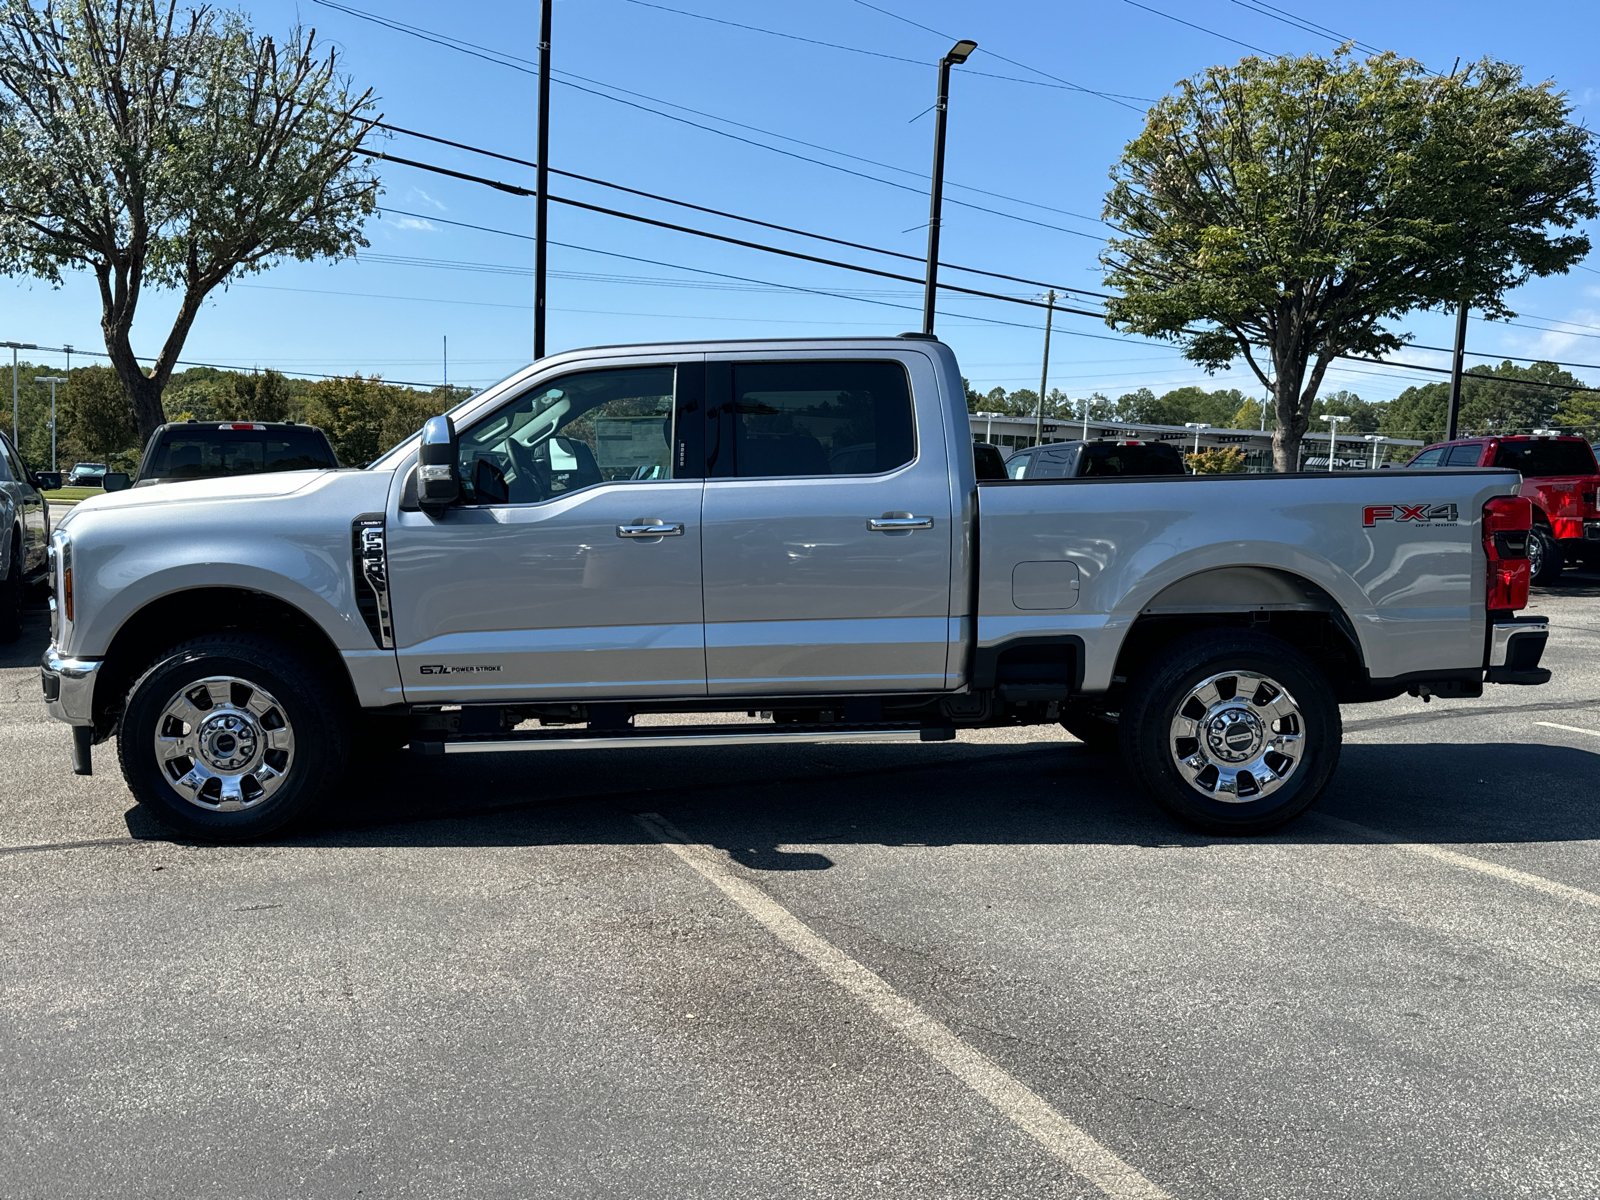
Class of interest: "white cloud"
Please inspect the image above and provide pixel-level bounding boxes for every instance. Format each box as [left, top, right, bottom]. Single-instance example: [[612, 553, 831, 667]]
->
[[389, 216, 436, 232], [407, 187, 447, 212]]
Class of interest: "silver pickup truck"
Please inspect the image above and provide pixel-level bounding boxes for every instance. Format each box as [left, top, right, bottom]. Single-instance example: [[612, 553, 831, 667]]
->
[[41, 336, 1550, 841]]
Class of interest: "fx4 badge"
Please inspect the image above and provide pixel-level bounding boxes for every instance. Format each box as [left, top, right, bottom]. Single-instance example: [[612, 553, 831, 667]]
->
[[1363, 503, 1459, 527], [419, 664, 503, 675]]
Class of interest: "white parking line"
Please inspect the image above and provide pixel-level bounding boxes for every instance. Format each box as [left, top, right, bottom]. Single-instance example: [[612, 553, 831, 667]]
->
[[1311, 814, 1600, 909], [1537, 721, 1600, 740], [634, 812, 1174, 1200]]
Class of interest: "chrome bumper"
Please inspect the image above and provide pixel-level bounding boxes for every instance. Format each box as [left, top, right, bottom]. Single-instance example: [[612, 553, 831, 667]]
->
[[40, 648, 103, 726], [1487, 617, 1550, 685]]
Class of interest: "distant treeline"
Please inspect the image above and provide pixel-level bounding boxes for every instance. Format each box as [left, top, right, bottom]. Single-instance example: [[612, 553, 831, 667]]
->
[[964, 359, 1600, 453], [4, 363, 471, 471]]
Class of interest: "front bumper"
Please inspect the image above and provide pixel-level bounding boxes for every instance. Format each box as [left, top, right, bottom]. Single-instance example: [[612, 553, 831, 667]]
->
[[1487, 616, 1550, 685], [40, 647, 102, 726]]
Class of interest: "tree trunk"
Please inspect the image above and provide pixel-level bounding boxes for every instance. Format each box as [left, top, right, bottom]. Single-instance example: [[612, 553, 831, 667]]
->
[[100, 272, 208, 446], [1270, 361, 1308, 472]]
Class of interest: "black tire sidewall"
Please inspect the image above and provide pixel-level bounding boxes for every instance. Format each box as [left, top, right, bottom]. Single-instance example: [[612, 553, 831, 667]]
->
[[1121, 632, 1341, 834], [1531, 526, 1563, 585], [118, 635, 347, 841]]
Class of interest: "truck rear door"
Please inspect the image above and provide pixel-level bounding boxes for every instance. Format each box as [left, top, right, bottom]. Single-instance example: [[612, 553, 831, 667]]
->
[[699, 351, 956, 696]]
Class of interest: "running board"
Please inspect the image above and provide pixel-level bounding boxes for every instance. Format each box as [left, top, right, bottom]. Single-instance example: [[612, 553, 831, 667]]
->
[[410, 722, 956, 755]]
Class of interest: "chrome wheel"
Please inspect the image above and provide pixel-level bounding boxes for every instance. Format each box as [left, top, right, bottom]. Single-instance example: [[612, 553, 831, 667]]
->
[[153, 676, 295, 812], [1169, 669, 1304, 803], [1528, 529, 1545, 580]]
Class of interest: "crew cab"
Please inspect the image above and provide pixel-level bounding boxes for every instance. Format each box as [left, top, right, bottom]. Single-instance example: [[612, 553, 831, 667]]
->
[[1407, 434, 1600, 583], [41, 336, 1549, 842]]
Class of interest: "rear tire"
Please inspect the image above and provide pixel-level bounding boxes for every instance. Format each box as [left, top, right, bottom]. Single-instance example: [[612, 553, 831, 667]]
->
[[117, 633, 349, 842], [0, 536, 21, 644], [1119, 630, 1341, 835], [1529, 525, 1563, 585]]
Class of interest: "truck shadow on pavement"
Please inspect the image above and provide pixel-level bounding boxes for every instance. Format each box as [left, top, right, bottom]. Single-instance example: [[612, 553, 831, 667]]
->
[[0, 595, 51, 668], [122, 735, 1600, 864]]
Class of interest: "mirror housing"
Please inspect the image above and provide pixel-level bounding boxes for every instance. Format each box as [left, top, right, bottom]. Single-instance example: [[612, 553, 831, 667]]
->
[[417, 415, 460, 509], [34, 471, 62, 491], [101, 472, 130, 492]]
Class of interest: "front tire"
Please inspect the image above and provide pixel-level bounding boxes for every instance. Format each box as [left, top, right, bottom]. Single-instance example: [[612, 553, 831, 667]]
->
[[117, 634, 349, 842], [1119, 631, 1341, 835]]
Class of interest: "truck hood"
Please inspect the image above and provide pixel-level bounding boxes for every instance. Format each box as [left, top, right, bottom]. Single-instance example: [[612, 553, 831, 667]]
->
[[59, 470, 333, 527]]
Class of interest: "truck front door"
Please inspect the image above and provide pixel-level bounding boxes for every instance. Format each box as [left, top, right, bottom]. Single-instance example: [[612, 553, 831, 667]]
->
[[386, 361, 707, 705], [699, 353, 956, 696]]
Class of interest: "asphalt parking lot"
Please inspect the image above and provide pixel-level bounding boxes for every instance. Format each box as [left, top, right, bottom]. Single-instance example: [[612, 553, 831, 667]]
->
[[3, 574, 1599, 1199]]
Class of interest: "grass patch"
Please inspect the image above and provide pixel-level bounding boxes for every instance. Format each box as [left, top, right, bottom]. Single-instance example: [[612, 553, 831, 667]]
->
[[43, 487, 101, 504]]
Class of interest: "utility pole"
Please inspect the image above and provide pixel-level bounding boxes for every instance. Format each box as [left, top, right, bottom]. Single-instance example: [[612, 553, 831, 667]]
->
[[443, 335, 448, 387], [1445, 299, 1468, 440], [533, 0, 553, 360], [1185, 422, 1210, 455], [920, 39, 977, 337], [1081, 395, 1090, 441], [1033, 290, 1054, 447], [36, 376, 65, 471]]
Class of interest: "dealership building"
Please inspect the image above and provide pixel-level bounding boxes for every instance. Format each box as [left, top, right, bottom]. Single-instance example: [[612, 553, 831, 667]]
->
[[968, 411, 1423, 472]]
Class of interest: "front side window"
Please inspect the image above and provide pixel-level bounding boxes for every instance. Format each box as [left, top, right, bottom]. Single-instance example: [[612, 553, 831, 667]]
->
[[722, 360, 914, 478], [456, 366, 675, 505]]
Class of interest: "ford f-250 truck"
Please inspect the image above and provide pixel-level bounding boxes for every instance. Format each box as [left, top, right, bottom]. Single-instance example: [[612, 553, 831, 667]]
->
[[40, 336, 1550, 842]]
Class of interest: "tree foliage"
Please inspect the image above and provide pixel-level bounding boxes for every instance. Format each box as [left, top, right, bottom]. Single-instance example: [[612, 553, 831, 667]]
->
[[1380, 360, 1584, 443], [59, 364, 136, 463], [298, 375, 466, 466], [1102, 48, 1597, 470], [0, 0, 381, 440], [1186, 446, 1247, 474]]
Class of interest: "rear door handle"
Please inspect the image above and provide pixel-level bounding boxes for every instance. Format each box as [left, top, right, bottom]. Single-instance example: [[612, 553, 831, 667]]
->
[[616, 520, 685, 538], [867, 515, 934, 531]]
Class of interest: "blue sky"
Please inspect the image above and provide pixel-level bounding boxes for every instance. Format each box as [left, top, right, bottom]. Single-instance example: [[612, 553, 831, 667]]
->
[[4, 0, 1599, 403]]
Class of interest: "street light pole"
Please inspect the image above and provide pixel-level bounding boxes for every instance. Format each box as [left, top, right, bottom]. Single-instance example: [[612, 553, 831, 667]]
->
[[1325, 414, 1349, 471], [5, 342, 37, 443], [533, 0, 553, 361], [1033, 289, 1054, 446], [1445, 298, 1468, 441], [36, 376, 65, 471], [1185, 421, 1210, 455], [921, 38, 977, 337], [1363, 434, 1382, 469]]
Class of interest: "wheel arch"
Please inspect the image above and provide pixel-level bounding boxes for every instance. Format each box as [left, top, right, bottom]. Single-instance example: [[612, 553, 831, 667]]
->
[[1109, 566, 1370, 702], [92, 586, 356, 741]]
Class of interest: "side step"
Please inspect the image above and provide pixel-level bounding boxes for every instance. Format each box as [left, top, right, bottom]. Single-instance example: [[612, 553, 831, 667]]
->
[[410, 721, 956, 756]]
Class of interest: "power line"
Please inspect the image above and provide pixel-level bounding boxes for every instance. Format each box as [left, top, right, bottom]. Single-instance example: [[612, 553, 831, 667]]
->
[[373, 117, 1112, 299], [374, 150, 1110, 319], [1122, 0, 1278, 55], [9, 341, 446, 388], [848, 0, 1154, 111], [1223, 0, 1385, 55], [311, 0, 1113, 239]]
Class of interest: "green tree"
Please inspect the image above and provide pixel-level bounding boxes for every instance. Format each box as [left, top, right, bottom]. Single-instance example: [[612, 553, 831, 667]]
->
[[299, 375, 462, 466], [217, 369, 294, 422], [1381, 360, 1582, 443], [0, 1, 381, 441], [59, 364, 137, 464], [1102, 49, 1597, 470], [1312, 390, 1386, 434], [1187, 446, 1247, 474]]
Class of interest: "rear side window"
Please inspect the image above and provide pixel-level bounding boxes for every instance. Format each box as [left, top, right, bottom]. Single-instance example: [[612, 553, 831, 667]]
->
[[1079, 442, 1186, 476], [1409, 447, 1445, 468], [143, 428, 339, 480], [1493, 440, 1599, 476], [1444, 444, 1485, 466], [724, 361, 914, 478]]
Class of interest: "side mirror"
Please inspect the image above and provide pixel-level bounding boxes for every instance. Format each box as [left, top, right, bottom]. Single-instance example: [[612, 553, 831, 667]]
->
[[101, 472, 131, 492], [34, 471, 61, 491], [417, 415, 460, 509]]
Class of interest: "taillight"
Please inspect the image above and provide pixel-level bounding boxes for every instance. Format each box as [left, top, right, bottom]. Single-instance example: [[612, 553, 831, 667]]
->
[[1483, 495, 1531, 611]]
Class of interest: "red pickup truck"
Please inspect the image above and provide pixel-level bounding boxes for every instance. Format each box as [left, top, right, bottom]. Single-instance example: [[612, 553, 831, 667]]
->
[[1407, 434, 1600, 583]]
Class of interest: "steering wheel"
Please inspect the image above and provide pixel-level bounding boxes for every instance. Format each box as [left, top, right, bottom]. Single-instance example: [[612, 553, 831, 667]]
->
[[504, 436, 550, 503]]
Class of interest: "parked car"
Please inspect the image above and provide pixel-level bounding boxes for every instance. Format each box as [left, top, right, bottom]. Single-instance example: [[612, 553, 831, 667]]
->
[[65, 462, 106, 487], [1406, 434, 1600, 583], [0, 430, 50, 641], [1006, 438, 1188, 479], [44, 336, 1547, 842], [133, 421, 339, 486]]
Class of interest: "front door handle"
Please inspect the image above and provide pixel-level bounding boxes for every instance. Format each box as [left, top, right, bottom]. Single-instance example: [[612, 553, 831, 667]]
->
[[617, 520, 685, 538], [867, 515, 934, 532]]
